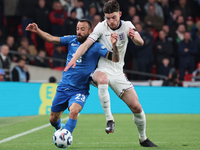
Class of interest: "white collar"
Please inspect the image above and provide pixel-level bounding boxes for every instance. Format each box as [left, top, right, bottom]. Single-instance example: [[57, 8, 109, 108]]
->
[[0, 53, 6, 61]]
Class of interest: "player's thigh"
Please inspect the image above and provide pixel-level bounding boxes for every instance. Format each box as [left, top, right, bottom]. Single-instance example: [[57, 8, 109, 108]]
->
[[68, 90, 89, 112], [108, 72, 133, 97], [121, 88, 142, 113]]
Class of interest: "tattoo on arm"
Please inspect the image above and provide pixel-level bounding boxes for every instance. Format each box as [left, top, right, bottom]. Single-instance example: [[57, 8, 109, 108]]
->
[[112, 45, 119, 62]]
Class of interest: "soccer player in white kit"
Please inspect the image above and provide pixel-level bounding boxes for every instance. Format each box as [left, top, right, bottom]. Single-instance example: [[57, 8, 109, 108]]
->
[[65, 1, 157, 147]]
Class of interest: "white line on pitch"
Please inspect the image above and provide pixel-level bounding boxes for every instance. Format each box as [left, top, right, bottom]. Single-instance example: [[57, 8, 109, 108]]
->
[[0, 117, 69, 144]]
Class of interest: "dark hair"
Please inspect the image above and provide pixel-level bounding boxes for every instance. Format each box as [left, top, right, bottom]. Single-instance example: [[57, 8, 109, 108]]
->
[[49, 76, 57, 83], [18, 57, 26, 62], [103, 1, 120, 14], [78, 19, 92, 29], [70, 8, 76, 14]]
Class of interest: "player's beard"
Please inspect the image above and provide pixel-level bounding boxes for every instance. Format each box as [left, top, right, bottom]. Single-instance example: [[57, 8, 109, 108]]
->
[[77, 34, 88, 43]]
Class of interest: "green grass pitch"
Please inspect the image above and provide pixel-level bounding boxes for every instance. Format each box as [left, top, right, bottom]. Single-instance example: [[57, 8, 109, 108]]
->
[[0, 114, 199, 150]]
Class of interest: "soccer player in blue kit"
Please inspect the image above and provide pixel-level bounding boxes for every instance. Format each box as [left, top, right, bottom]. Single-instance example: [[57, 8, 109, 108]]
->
[[26, 19, 119, 134]]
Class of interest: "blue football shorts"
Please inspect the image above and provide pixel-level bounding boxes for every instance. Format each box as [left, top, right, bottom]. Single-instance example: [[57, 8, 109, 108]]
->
[[51, 85, 89, 112]]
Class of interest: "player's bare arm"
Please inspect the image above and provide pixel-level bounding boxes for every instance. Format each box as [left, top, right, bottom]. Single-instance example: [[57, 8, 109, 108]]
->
[[64, 38, 94, 71], [128, 27, 144, 46], [25, 23, 60, 45], [109, 32, 119, 62]]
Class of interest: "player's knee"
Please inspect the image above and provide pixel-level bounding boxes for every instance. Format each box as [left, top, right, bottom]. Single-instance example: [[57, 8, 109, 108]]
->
[[69, 109, 79, 118], [49, 116, 58, 123], [98, 76, 108, 84], [132, 105, 142, 113]]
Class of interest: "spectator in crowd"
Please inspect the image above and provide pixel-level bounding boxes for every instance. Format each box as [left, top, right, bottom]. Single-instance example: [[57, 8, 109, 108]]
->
[[167, 7, 182, 27], [124, 6, 136, 21], [159, 0, 172, 24], [11, 58, 30, 82], [170, 15, 185, 36], [144, 4, 164, 32], [17, 37, 38, 58], [3, 0, 21, 40], [186, 16, 198, 41], [84, 0, 105, 20], [162, 25, 174, 44], [49, 76, 57, 83], [136, 23, 154, 80], [192, 62, 200, 81], [49, 1, 68, 36], [131, 15, 145, 28], [18, 0, 38, 42], [60, 0, 73, 13], [0, 68, 5, 81], [162, 67, 182, 86], [85, 5, 97, 22], [155, 30, 173, 74], [159, 58, 172, 77], [178, 32, 198, 80], [144, 0, 164, 20], [53, 45, 66, 68], [0, 45, 11, 81], [162, 25, 176, 68], [120, 0, 145, 21], [62, 8, 78, 35], [68, 0, 85, 20], [6, 36, 18, 51], [177, 0, 191, 19], [34, 0, 50, 49], [91, 14, 102, 30], [34, 49, 49, 67], [5, 35, 18, 61], [174, 24, 186, 44], [17, 48, 31, 64]]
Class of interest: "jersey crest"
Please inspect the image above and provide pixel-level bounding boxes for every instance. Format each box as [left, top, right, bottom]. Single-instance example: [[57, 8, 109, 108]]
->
[[118, 33, 125, 41]]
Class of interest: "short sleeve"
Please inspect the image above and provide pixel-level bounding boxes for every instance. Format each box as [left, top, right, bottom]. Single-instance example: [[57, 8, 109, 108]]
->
[[88, 23, 103, 42], [126, 21, 139, 34], [59, 35, 76, 46]]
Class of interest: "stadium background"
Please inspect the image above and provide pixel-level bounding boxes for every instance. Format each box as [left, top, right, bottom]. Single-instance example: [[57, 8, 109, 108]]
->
[[0, 82, 199, 117]]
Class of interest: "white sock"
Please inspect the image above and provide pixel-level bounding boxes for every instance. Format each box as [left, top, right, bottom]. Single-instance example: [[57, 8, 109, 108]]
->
[[133, 109, 147, 142], [98, 84, 114, 121]]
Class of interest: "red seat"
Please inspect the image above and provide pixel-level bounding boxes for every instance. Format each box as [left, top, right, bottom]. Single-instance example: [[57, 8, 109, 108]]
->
[[53, 67, 64, 71], [184, 74, 193, 81], [45, 41, 54, 57]]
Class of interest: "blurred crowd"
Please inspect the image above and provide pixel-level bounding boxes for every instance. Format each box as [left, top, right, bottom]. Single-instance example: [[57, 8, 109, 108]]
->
[[0, 0, 200, 84]]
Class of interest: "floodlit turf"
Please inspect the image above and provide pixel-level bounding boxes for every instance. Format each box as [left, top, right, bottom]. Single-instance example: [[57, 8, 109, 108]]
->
[[0, 114, 199, 150]]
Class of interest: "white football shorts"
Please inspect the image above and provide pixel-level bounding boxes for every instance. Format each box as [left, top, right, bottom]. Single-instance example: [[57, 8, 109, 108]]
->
[[90, 68, 134, 97]]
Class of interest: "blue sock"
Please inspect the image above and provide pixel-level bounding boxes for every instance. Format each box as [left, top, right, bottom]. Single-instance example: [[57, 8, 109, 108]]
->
[[50, 118, 61, 130], [65, 118, 77, 133]]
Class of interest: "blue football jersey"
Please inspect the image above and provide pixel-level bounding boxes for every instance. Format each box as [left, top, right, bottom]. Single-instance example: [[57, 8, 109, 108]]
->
[[59, 35, 109, 90]]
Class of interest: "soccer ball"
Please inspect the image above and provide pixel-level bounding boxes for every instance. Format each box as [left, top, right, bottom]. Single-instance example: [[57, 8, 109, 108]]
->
[[53, 129, 73, 148]]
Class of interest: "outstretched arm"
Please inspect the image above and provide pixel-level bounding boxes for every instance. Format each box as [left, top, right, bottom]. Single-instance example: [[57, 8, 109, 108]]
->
[[105, 33, 119, 62], [64, 38, 94, 71], [25, 23, 60, 44], [128, 27, 144, 46]]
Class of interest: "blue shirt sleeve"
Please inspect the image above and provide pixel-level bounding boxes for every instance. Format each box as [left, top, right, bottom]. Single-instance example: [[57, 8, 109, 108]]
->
[[93, 43, 109, 58], [59, 35, 76, 46]]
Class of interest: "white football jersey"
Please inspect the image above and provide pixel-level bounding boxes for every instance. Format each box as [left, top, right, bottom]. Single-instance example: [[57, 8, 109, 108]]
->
[[88, 20, 138, 74]]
